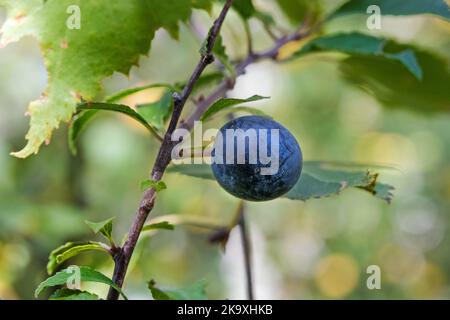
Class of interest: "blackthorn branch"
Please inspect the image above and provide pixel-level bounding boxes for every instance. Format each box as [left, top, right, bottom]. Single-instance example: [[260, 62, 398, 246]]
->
[[107, 1, 316, 300], [107, 0, 234, 300]]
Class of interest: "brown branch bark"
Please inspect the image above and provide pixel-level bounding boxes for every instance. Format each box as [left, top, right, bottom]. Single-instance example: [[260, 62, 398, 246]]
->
[[106, 0, 234, 300], [179, 30, 308, 131], [107, 2, 314, 300]]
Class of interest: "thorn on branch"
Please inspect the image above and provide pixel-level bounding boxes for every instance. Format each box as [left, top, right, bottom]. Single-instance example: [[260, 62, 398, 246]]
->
[[139, 193, 155, 213], [111, 247, 123, 263], [208, 227, 230, 251], [172, 92, 182, 105], [204, 53, 215, 65], [225, 77, 236, 89]]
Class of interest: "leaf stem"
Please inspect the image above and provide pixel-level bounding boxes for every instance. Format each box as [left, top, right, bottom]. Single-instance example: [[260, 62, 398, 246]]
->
[[243, 20, 253, 55]]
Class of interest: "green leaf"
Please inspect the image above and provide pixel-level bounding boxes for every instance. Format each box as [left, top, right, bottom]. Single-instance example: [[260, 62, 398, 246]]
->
[[213, 36, 235, 76], [142, 221, 175, 232], [0, 0, 209, 158], [340, 46, 450, 113], [148, 279, 207, 300], [192, 0, 214, 13], [201, 95, 269, 121], [68, 110, 97, 155], [208, 106, 270, 120], [285, 162, 394, 203], [144, 0, 212, 39], [294, 32, 423, 80], [137, 90, 173, 132], [105, 83, 177, 104], [197, 20, 235, 76], [276, 0, 322, 24], [85, 218, 114, 244], [68, 83, 174, 155], [140, 179, 167, 192], [77, 103, 162, 140], [47, 241, 109, 275], [331, 0, 450, 21], [189, 72, 224, 92], [254, 10, 276, 26], [35, 266, 127, 299], [54, 243, 106, 264], [167, 162, 394, 203], [229, 0, 276, 26], [230, 0, 256, 19], [49, 288, 99, 300], [146, 215, 224, 231]]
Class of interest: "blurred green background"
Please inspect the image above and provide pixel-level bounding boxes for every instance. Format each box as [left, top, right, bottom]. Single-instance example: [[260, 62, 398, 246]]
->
[[1, 1, 450, 299]]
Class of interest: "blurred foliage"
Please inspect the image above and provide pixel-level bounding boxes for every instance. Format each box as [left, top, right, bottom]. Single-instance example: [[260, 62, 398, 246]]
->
[[1, 0, 450, 300]]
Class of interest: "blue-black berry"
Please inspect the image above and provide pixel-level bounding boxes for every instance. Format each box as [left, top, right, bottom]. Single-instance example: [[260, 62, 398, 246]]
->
[[211, 115, 302, 201]]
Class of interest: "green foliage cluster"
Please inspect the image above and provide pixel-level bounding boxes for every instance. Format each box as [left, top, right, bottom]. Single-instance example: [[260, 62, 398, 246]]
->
[[0, 0, 449, 300]]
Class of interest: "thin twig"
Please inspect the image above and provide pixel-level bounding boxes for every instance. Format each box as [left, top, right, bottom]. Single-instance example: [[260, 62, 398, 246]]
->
[[263, 22, 279, 41], [189, 18, 224, 70], [208, 201, 253, 300], [180, 30, 308, 131], [243, 20, 253, 55], [237, 202, 254, 300], [106, 0, 234, 300]]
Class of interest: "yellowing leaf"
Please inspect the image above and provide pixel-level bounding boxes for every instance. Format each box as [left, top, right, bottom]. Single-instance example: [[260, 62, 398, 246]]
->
[[277, 38, 308, 60], [0, 0, 210, 157]]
